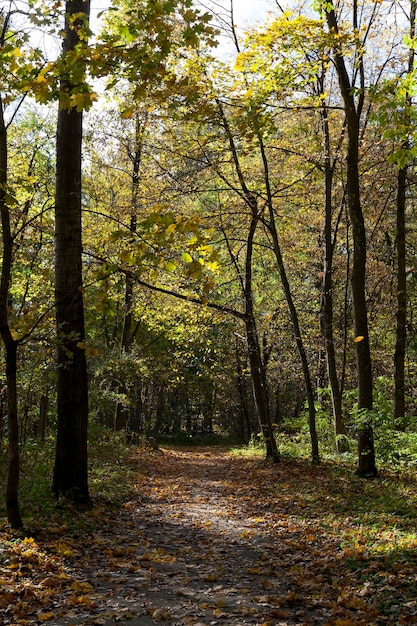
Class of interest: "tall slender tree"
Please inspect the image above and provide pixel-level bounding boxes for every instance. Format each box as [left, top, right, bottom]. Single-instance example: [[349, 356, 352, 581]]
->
[[324, 0, 378, 476], [317, 71, 348, 452], [0, 8, 24, 529], [53, 0, 91, 500], [114, 108, 146, 432], [393, 0, 416, 430], [0, 82, 22, 530]]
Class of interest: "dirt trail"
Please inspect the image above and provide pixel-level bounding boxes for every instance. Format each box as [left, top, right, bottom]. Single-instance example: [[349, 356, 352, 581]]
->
[[56, 447, 344, 625]]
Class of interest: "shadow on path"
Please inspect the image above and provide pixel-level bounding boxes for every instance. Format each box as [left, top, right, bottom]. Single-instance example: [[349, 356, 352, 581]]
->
[[52, 448, 359, 625]]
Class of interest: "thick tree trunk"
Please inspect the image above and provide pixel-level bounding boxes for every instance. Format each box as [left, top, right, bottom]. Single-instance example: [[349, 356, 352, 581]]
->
[[346, 111, 377, 476], [53, 0, 90, 500]]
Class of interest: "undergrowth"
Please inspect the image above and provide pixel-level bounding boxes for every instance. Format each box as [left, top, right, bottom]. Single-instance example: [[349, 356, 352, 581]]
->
[[1, 421, 417, 546], [0, 428, 140, 535]]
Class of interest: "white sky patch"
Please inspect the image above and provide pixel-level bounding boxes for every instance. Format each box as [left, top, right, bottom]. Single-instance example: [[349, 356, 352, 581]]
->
[[199, 0, 275, 57], [231, 0, 273, 25]]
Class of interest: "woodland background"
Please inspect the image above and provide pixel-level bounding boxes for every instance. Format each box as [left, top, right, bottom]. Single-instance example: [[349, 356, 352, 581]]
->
[[1, 0, 417, 527]]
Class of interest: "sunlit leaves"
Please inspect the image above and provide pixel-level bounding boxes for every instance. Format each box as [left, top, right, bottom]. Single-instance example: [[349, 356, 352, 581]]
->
[[370, 72, 417, 168], [99, 0, 218, 98], [234, 14, 327, 109]]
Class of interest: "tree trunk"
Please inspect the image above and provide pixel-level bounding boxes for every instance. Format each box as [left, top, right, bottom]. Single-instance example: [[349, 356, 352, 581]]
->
[[393, 0, 415, 431], [394, 167, 407, 430], [268, 219, 320, 464], [245, 215, 279, 462], [115, 111, 144, 431], [38, 394, 48, 441], [0, 87, 23, 529], [320, 99, 348, 452], [235, 335, 251, 443], [53, 0, 90, 500], [325, 4, 378, 477], [217, 101, 279, 462], [245, 316, 278, 461], [257, 134, 319, 464], [5, 341, 22, 528]]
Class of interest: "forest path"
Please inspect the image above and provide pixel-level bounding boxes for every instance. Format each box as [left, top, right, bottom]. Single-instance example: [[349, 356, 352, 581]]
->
[[57, 446, 348, 626]]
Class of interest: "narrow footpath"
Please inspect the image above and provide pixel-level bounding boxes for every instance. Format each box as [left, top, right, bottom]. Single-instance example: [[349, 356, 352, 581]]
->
[[54, 447, 359, 626]]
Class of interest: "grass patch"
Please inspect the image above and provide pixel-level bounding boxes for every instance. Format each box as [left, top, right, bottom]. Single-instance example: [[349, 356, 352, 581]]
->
[[0, 429, 142, 535]]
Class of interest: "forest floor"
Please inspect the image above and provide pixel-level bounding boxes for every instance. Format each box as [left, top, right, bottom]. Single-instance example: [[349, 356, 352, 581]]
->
[[1, 444, 417, 625]]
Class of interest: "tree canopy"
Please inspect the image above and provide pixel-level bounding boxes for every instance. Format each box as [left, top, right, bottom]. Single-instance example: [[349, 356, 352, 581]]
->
[[1, 0, 417, 526]]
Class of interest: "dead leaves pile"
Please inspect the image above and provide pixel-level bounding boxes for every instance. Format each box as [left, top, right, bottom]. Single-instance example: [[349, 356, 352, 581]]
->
[[1, 447, 417, 625], [0, 534, 97, 624]]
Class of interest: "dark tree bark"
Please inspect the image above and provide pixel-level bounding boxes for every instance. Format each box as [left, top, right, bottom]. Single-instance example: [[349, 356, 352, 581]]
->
[[216, 100, 279, 462], [114, 111, 144, 431], [325, 2, 378, 476], [256, 134, 320, 464], [235, 335, 252, 443], [244, 215, 279, 462], [38, 394, 48, 441], [0, 81, 23, 528], [393, 0, 416, 430], [53, 0, 90, 500], [394, 166, 407, 429], [319, 93, 348, 452], [0, 8, 23, 527]]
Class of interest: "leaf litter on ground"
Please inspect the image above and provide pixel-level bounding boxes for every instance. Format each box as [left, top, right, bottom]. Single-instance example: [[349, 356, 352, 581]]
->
[[1, 444, 417, 624]]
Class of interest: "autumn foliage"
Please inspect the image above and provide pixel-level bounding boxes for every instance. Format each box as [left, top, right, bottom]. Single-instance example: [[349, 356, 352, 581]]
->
[[1, 440, 417, 624]]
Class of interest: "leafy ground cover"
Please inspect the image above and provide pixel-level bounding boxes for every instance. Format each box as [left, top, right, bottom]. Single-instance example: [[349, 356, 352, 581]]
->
[[1, 439, 417, 624]]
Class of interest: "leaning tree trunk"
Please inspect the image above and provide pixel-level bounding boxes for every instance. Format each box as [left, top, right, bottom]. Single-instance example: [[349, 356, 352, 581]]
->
[[257, 133, 319, 464], [217, 100, 279, 462], [267, 217, 320, 464], [53, 0, 90, 500], [326, 3, 378, 477]]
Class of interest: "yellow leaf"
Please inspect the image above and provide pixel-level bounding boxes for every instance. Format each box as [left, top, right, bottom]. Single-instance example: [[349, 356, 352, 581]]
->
[[354, 335, 364, 342], [70, 580, 94, 594], [69, 91, 97, 112], [69, 594, 96, 607], [120, 107, 135, 118], [38, 613, 55, 622], [23, 537, 36, 545]]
